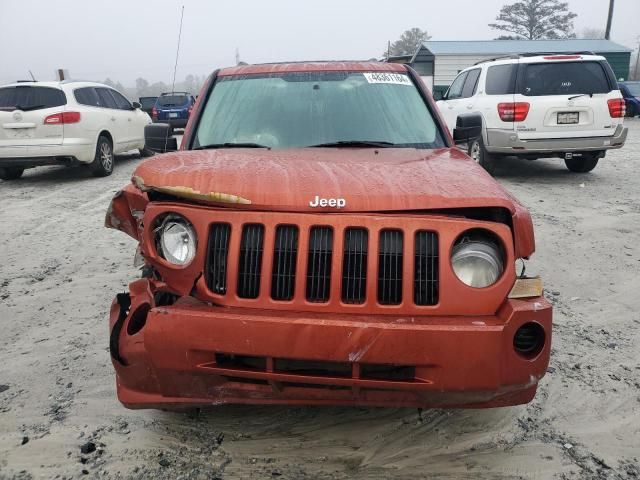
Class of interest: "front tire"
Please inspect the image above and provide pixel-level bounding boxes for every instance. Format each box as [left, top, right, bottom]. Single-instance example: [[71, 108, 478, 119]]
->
[[468, 137, 496, 175], [90, 135, 114, 177], [565, 153, 599, 173], [0, 167, 24, 180]]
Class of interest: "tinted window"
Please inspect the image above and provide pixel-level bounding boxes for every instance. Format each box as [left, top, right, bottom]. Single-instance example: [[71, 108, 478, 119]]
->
[[520, 61, 611, 96], [446, 72, 468, 100], [157, 95, 189, 107], [623, 82, 640, 96], [0, 86, 66, 111], [461, 69, 481, 98], [486, 64, 517, 95], [110, 90, 132, 110], [194, 71, 445, 149], [96, 88, 118, 109], [139, 97, 157, 108], [74, 87, 101, 107]]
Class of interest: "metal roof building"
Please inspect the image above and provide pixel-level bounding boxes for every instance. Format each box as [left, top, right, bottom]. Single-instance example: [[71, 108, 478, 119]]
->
[[405, 39, 632, 98]]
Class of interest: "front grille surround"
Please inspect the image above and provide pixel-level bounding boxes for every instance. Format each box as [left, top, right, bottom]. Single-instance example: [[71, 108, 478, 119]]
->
[[167, 208, 518, 316]]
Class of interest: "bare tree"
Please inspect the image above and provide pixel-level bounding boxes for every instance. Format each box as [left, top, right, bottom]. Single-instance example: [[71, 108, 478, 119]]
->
[[579, 27, 605, 39], [385, 28, 431, 58], [489, 0, 577, 40]]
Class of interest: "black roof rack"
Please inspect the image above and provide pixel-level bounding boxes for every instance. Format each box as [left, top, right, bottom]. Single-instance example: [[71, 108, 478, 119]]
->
[[473, 51, 598, 66], [160, 91, 190, 96]]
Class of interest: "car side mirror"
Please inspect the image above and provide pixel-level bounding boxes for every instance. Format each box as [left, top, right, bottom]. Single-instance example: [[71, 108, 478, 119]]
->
[[132, 101, 141, 109], [452, 113, 482, 144], [144, 124, 178, 153]]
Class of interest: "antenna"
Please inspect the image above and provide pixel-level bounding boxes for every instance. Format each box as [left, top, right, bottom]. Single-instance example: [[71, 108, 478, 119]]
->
[[28, 70, 36, 81], [171, 5, 185, 95]]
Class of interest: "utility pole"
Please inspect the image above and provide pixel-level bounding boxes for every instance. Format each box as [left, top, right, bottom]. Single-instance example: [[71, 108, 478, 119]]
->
[[235, 47, 240, 65], [605, 0, 614, 40], [634, 38, 640, 80]]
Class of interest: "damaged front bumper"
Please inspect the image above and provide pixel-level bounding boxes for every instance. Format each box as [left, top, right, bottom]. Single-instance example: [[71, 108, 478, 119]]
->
[[110, 279, 552, 410]]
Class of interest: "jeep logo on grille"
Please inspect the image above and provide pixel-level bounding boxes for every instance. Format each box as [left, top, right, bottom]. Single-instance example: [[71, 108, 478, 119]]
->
[[309, 196, 346, 208]]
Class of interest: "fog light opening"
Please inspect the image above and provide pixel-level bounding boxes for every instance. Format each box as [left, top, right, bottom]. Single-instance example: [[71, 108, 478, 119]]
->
[[513, 322, 545, 359], [127, 303, 151, 336]]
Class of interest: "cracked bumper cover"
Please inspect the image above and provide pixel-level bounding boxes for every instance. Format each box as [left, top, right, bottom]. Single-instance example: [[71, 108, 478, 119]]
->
[[485, 124, 627, 154], [110, 279, 552, 409]]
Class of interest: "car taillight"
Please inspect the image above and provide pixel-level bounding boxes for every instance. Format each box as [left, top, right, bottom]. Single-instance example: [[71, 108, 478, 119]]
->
[[497, 102, 530, 122], [188, 105, 193, 117], [43, 112, 81, 124], [152, 106, 157, 118], [607, 98, 625, 118]]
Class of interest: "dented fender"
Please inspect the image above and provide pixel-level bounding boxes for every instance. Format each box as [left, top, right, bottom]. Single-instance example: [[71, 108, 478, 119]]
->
[[105, 184, 149, 240]]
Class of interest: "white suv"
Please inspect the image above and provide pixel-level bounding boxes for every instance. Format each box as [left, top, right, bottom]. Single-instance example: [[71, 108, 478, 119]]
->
[[0, 80, 152, 180], [436, 54, 628, 173]]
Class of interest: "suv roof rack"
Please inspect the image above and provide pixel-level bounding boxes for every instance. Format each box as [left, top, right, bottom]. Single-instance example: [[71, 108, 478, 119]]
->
[[160, 91, 190, 96], [473, 51, 598, 65]]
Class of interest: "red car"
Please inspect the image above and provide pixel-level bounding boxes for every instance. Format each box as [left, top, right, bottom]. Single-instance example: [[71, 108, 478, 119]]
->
[[106, 62, 551, 410]]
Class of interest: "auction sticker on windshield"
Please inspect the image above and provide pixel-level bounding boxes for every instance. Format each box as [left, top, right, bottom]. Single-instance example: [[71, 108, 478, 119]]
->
[[363, 72, 412, 85]]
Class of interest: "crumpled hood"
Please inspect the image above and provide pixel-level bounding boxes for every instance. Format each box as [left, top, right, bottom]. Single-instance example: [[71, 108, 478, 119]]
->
[[134, 147, 519, 212], [131, 147, 535, 257]]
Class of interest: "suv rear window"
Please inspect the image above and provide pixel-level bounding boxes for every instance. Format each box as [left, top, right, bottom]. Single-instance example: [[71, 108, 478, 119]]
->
[[520, 61, 611, 96], [486, 64, 517, 95], [0, 86, 66, 111], [157, 95, 189, 107], [139, 97, 157, 108]]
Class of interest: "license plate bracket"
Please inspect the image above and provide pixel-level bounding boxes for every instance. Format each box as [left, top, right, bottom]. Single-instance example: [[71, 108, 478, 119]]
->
[[558, 112, 579, 124]]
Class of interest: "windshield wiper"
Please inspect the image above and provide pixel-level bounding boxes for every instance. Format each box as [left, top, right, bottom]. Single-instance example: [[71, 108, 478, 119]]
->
[[194, 142, 271, 150], [568, 93, 594, 100], [307, 140, 396, 148]]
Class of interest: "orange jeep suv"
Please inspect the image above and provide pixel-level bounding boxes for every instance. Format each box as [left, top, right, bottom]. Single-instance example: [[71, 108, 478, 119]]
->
[[106, 62, 551, 409]]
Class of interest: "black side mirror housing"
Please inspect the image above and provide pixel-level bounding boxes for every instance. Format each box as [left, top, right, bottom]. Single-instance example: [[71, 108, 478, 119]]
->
[[452, 113, 483, 144], [132, 101, 141, 109], [144, 124, 178, 153]]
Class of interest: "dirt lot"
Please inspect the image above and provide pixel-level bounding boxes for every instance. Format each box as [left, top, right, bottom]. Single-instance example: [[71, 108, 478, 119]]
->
[[1, 120, 639, 480]]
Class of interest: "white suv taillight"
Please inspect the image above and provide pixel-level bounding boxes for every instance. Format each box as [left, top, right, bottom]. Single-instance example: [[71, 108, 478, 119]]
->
[[44, 112, 81, 124], [607, 98, 625, 118], [497, 102, 530, 122]]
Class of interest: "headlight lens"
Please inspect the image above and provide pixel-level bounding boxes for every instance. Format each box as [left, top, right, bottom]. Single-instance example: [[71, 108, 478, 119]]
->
[[451, 232, 504, 288], [158, 215, 197, 266]]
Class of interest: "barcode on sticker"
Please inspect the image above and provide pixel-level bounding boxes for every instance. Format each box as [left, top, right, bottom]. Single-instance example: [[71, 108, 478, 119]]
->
[[363, 72, 412, 85]]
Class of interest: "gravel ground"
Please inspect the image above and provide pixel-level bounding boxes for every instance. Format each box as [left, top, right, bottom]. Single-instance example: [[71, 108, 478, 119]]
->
[[1, 120, 639, 480]]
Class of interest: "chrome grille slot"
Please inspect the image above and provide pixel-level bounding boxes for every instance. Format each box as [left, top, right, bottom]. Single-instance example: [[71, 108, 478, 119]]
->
[[237, 224, 264, 299], [271, 225, 299, 301], [414, 231, 439, 305], [341, 227, 368, 304]]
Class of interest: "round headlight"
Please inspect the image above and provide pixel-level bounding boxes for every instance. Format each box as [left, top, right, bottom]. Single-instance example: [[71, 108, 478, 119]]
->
[[451, 233, 504, 288], [158, 216, 197, 266]]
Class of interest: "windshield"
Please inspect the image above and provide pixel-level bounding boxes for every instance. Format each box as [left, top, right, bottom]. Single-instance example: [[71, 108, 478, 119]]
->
[[520, 61, 611, 96], [625, 82, 640, 96], [0, 86, 66, 111], [193, 71, 445, 149], [157, 95, 189, 107]]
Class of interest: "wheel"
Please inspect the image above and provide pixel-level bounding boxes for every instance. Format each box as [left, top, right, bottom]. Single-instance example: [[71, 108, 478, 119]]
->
[[140, 147, 155, 158], [565, 153, 599, 173], [89, 135, 114, 177], [468, 137, 496, 174], [0, 167, 24, 180]]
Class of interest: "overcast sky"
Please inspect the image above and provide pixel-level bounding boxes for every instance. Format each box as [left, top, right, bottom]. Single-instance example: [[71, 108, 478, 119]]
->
[[1, 0, 637, 86]]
